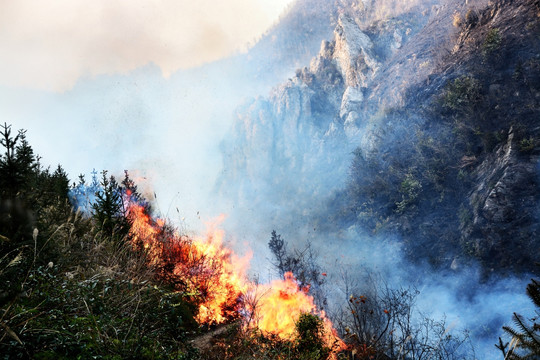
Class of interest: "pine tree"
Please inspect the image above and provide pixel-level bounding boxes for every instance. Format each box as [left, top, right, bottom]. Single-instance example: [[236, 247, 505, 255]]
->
[[0, 123, 26, 197], [92, 171, 128, 238], [13, 130, 36, 193], [50, 165, 69, 198], [500, 275, 540, 359], [268, 230, 288, 278], [34, 165, 71, 227], [121, 170, 150, 211], [0, 125, 70, 307], [0, 124, 36, 245]]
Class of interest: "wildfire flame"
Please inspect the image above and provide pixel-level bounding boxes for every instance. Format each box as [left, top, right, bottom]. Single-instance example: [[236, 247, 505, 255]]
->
[[191, 217, 251, 324], [252, 271, 344, 350], [127, 202, 249, 324], [125, 195, 345, 352]]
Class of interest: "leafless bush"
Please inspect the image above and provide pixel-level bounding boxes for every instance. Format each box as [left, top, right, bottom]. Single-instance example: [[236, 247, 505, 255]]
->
[[334, 269, 475, 359], [268, 231, 328, 310]]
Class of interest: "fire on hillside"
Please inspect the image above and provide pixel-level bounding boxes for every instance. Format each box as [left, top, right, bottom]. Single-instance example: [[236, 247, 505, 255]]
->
[[124, 192, 345, 354]]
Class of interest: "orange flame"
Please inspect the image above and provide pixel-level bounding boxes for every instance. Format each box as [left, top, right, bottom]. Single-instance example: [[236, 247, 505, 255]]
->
[[190, 217, 251, 324], [124, 197, 345, 352], [251, 272, 346, 352], [127, 202, 249, 324]]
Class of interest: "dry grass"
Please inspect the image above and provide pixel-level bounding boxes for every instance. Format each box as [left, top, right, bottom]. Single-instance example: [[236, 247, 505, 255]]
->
[[453, 12, 463, 28], [46, 210, 157, 284]]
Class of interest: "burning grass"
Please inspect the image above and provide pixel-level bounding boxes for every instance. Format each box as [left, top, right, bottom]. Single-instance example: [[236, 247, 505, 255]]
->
[[125, 197, 346, 358]]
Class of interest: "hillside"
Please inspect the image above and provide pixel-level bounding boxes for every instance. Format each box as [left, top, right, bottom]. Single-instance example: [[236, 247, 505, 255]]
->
[[216, 0, 540, 275], [2, 0, 540, 359]]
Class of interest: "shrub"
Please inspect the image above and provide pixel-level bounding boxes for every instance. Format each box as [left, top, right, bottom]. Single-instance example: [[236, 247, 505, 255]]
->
[[454, 8, 479, 29], [519, 136, 537, 153], [295, 313, 331, 360], [482, 28, 501, 59], [336, 273, 476, 360], [442, 76, 482, 115], [395, 173, 422, 214], [464, 9, 479, 27]]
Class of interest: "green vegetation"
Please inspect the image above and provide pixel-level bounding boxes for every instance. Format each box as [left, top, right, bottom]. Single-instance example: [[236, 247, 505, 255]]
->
[[442, 76, 482, 115], [458, 204, 472, 229], [0, 123, 200, 359], [497, 272, 540, 359], [294, 313, 331, 360], [395, 173, 422, 214], [338, 34, 539, 268], [519, 136, 537, 153], [91, 170, 130, 239], [1, 262, 199, 359], [482, 28, 502, 59], [340, 109, 466, 255]]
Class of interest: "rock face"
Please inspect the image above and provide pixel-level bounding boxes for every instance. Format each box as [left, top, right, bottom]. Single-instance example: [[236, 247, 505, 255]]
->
[[333, 14, 379, 88], [217, 2, 427, 211], [217, 0, 540, 273], [465, 128, 540, 271], [241, 0, 338, 86]]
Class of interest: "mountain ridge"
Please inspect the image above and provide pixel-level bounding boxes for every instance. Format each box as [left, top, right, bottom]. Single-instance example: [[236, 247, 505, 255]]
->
[[216, 0, 540, 275]]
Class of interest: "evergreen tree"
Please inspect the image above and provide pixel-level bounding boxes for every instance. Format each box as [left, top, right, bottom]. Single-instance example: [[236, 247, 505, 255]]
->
[[0, 124, 71, 308], [0, 124, 36, 245], [92, 170, 128, 238], [34, 165, 71, 228], [68, 170, 101, 212], [121, 170, 150, 211], [268, 230, 288, 278], [499, 273, 540, 359], [50, 165, 70, 198], [13, 131, 36, 194], [0, 123, 27, 197]]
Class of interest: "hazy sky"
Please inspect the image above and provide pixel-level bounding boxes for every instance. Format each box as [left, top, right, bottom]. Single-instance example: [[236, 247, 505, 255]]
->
[[0, 0, 294, 226], [0, 0, 293, 91]]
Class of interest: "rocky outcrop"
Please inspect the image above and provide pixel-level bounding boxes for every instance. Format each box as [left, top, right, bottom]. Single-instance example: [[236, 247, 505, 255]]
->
[[464, 128, 540, 270], [218, 10, 385, 211], [217, 0, 540, 273], [217, 1, 448, 218], [218, 3, 426, 211], [333, 14, 379, 88]]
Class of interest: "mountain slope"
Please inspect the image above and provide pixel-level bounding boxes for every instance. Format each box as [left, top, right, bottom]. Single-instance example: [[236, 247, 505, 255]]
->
[[216, 0, 540, 274]]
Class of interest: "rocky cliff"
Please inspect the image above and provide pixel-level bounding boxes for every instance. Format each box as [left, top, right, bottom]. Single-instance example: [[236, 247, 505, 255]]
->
[[217, 0, 540, 274], [216, 0, 436, 213]]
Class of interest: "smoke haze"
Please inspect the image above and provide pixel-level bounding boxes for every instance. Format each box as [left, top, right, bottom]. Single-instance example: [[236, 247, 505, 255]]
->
[[0, 0, 293, 91]]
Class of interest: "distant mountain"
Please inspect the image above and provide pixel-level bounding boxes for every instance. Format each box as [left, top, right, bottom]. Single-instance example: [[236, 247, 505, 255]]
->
[[240, 0, 338, 84], [178, 0, 339, 98]]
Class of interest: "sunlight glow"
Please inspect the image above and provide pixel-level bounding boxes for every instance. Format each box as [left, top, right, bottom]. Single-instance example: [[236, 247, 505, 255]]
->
[[0, 0, 294, 91]]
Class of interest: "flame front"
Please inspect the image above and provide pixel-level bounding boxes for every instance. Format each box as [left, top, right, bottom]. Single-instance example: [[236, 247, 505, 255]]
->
[[190, 218, 251, 324], [254, 272, 316, 337], [125, 196, 344, 352], [252, 272, 346, 352], [127, 202, 249, 324]]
